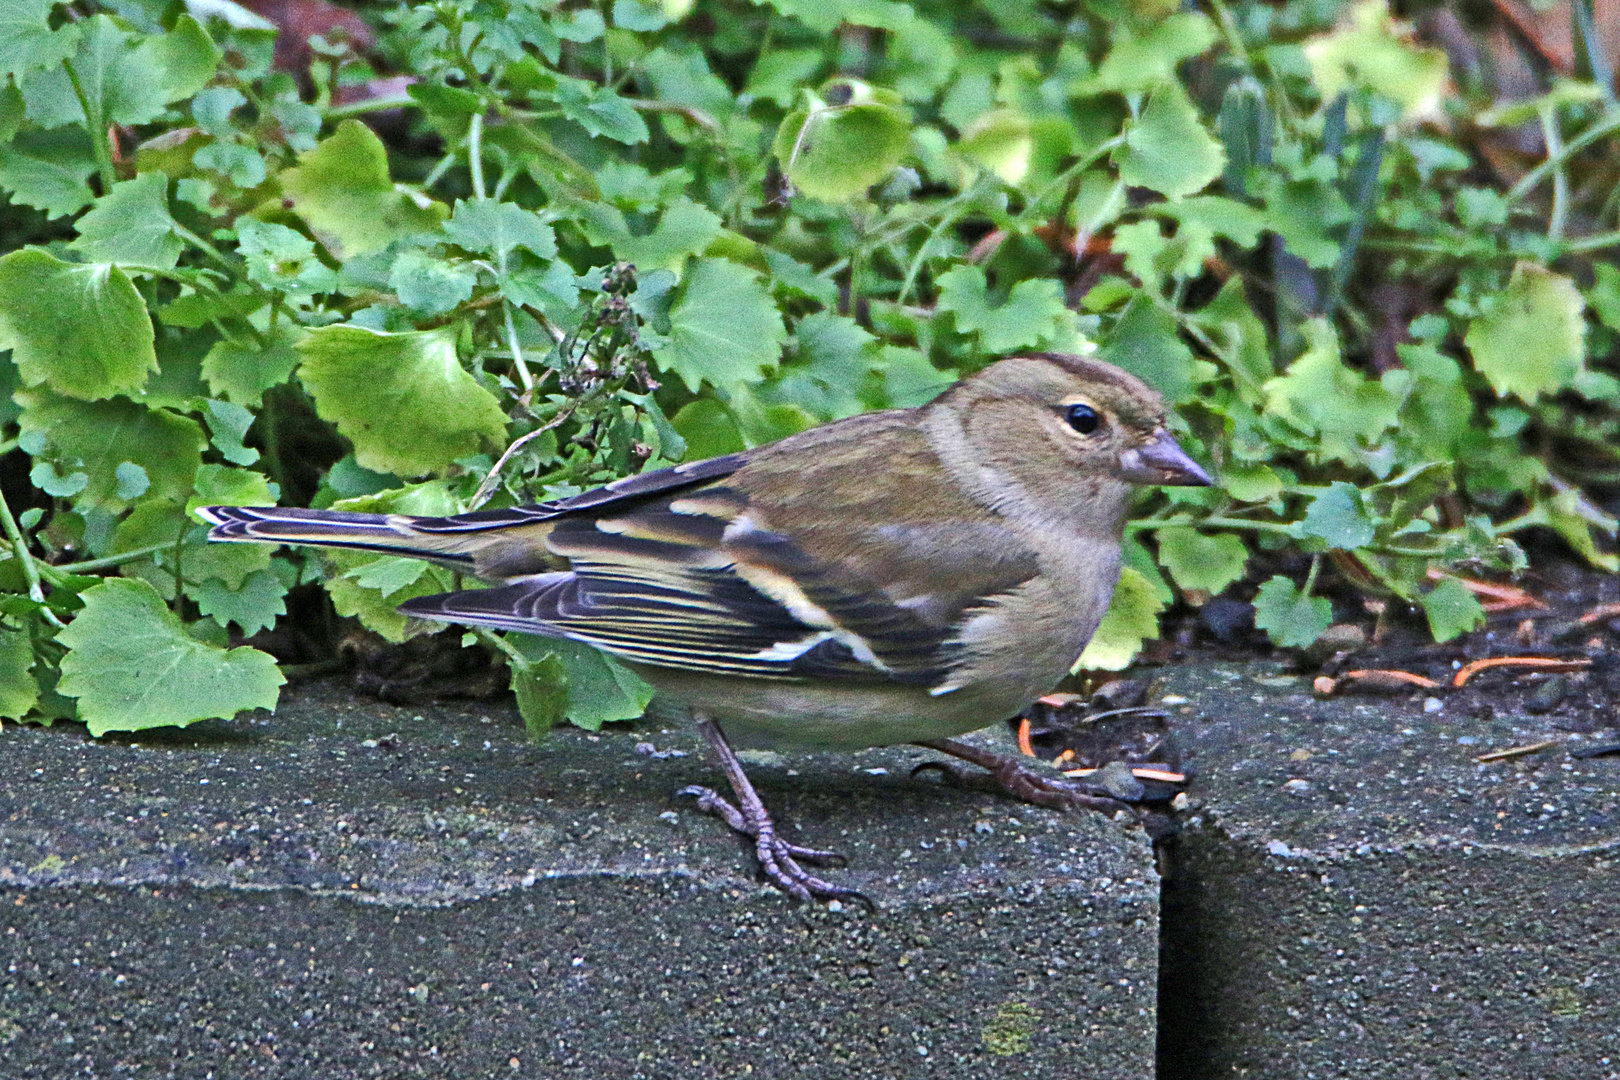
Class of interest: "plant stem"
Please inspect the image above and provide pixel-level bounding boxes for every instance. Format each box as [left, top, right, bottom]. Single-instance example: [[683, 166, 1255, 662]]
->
[[468, 112, 487, 200], [1507, 108, 1620, 204], [1302, 553, 1321, 596], [54, 543, 174, 575], [63, 59, 116, 193], [171, 223, 235, 270], [895, 186, 979, 306], [0, 487, 64, 628], [1559, 229, 1620, 252], [322, 94, 418, 121], [1540, 105, 1568, 241]]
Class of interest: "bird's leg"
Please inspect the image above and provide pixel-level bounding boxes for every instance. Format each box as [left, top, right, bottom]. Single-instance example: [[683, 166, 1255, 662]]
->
[[913, 737, 1130, 816], [679, 717, 868, 905]]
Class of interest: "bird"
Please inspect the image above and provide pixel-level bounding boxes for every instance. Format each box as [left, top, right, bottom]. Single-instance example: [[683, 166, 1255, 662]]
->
[[200, 352, 1210, 901]]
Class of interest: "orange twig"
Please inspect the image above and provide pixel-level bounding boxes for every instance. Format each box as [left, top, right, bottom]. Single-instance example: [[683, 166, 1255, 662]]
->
[[1314, 669, 1442, 696], [1577, 602, 1620, 626], [1346, 668, 1443, 689], [1016, 716, 1035, 757], [1062, 766, 1187, 783], [1453, 656, 1591, 688], [1426, 569, 1547, 612]]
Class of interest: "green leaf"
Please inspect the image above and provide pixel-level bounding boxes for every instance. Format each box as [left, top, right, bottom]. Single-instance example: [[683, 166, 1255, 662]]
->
[[191, 568, 288, 638], [0, 1, 79, 82], [1464, 262, 1585, 403], [1114, 83, 1225, 200], [512, 634, 654, 730], [1155, 195, 1267, 249], [444, 198, 557, 260], [768, 311, 877, 419], [652, 258, 785, 393], [186, 463, 276, 519], [342, 557, 426, 601], [1100, 296, 1201, 402], [0, 249, 157, 400], [324, 551, 453, 642], [279, 120, 447, 259], [389, 249, 477, 315], [956, 109, 1033, 184], [510, 647, 569, 738], [298, 325, 508, 476], [1303, 1, 1447, 119], [201, 399, 260, 467], [1252, 575, 1332, 649], [17, 390, 203, 513], [1299, 482, 1376, 550], [1074, 567, 1163, 672], [935, 265, 1071, 352], [0, 623, 39, 721], [200, 326, 303, 407], [22, 16, 169, 128], [1421, 577, 1485, 643], [67, 173, 183, 269], [670, 398, 746, 460], [772, 81, 911, 202], [1156, 528, 1249, 594], [0, 136, 96, 218], [1093, 13, 1217, 93], [581, 198, 723, 272], [136, 15, 220, 105], [56, 578, 282, 736], [237, 218, 338, 295]]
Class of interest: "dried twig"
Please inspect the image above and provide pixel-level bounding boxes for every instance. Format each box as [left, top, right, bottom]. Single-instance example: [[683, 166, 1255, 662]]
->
[[1452, 656, 1591, 688]]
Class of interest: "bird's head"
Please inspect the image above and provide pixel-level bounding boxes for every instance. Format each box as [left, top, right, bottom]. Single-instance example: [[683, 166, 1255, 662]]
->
[[931, 353, 1211, 527]]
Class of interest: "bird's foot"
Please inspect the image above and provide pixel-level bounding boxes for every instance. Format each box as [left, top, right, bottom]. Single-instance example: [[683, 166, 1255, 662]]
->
[[677, 785, 869, 906], [913, 739, 1142, 816], [913, 758, 1128, 815]]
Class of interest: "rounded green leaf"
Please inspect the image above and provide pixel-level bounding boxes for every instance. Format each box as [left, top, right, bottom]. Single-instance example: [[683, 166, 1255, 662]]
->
[[298, 325, 508, 476], [1114, 83, 1226, 200], [772, 81, 911, 202], [956, 109, 1033, 184], [279, 120, 447, 259], [16, 390, 203, 512], [651, 259, 785, 393], [0, 248, 156, 400], [1156, 527, 1250, 595], [1464, 263, 1585, 403], [1075, 567, 1164, 671], [56, 578, 284, 736], [1252, 575, 1332, 649]]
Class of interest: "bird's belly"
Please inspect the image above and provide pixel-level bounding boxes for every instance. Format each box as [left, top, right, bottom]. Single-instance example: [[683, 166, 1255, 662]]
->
[[630, 666, 1033, 751]]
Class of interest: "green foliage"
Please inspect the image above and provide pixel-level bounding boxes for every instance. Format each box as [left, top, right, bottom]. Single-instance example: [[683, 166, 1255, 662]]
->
[[0, 0, 1617, 737]]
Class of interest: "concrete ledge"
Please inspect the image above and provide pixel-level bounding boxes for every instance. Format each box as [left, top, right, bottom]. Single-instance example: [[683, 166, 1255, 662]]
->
[[1155, 661, 1620, 1080], [0, 679, 1158, 1077]]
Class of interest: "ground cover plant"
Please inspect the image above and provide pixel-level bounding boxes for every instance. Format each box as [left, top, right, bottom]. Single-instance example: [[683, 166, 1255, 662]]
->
[[0, 0, 1616, 736]]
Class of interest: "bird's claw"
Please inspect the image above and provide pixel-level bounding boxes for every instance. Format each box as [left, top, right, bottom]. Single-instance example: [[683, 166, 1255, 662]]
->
[[677, 785, 867, 906]]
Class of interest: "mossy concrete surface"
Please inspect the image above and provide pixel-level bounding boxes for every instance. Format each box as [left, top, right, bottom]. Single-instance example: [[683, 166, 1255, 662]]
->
[[0, 679, 1158, 1078], [1156, 661, 1619, 1080]]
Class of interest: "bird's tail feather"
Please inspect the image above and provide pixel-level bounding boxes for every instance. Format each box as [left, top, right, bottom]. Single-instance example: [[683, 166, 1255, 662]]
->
[[398, 578, 574, 637], [197, 505, 487, 565]]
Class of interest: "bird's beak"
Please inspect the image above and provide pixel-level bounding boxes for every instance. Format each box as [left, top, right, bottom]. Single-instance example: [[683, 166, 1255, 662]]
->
[[1117, 430, 1212, 486]]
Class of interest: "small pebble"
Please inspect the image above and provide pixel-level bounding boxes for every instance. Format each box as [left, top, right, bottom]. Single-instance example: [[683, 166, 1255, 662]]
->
[[1283, 778, 1311, 795], [1423, 697, 1444, 713]]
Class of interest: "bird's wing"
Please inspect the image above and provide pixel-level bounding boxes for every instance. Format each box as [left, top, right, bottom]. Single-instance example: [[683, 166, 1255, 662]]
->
[[400, 417, 1041, 689]]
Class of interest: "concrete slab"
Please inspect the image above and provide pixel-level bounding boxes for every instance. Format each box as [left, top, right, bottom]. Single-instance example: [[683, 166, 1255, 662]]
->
[[1154, 660, 1620, 1080], [0, 679, 1158, 1078]]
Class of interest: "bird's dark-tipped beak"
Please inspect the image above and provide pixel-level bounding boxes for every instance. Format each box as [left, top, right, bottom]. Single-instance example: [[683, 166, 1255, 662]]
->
[[1117, 431, 1213, 487]]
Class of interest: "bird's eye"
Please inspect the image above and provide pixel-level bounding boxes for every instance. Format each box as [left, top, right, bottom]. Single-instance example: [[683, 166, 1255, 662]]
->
[[1065, 403, 1101, 435]]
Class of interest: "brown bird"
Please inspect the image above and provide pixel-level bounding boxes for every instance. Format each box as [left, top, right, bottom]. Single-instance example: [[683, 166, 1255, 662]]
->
[[201, 352, 1209, 901]]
